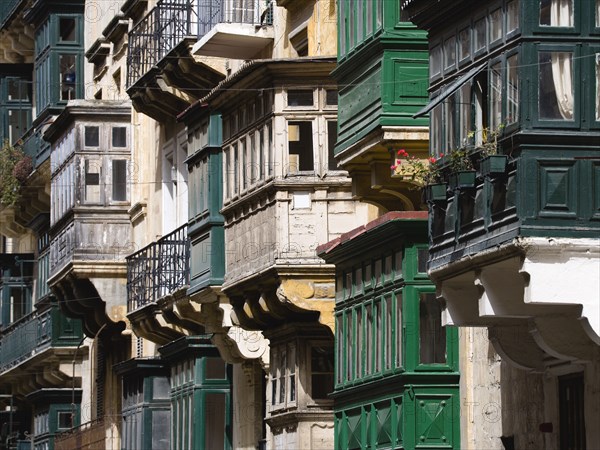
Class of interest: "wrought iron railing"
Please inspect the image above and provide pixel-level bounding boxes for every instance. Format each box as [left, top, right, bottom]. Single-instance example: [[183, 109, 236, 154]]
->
[[0, 308, 52, 372], [127, 0, 272, 88], [126, 224, 190, 312]]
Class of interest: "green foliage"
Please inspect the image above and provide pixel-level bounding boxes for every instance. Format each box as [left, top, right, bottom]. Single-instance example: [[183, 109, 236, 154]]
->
[[0, 140, 32, 206]]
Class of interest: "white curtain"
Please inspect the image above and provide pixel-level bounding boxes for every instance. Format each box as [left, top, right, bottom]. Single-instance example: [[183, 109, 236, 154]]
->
[[550, 0, 574, 119]]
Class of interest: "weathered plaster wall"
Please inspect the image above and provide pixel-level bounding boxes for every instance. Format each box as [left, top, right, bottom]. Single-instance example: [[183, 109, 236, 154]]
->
[[459, 327, 503, 450]]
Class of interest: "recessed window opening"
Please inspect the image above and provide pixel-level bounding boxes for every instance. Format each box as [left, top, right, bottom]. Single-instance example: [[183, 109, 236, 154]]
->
[[287, 90, 314, 107], [288, 121, 314, 172]]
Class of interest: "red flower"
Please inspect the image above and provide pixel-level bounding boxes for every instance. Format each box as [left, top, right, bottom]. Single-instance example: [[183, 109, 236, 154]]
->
[[397, 149, 408, 157], [428, 157, 437, 164]]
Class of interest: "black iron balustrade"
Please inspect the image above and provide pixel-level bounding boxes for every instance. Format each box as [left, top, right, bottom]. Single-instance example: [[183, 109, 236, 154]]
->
[[126, 224, 190, 312], [127, 0, 272, 88]]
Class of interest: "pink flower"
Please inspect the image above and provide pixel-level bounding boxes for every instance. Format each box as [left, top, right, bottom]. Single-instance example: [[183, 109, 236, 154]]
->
[[429, 157, 437, 164], [390, 165, 397, 170]]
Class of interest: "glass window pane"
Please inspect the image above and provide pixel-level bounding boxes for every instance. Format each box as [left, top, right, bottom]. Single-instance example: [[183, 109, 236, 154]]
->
[[365, 304, 372, 375], [444, 93, 456, 151], [490, 9, 502, 42], [356, 307, 362, 378], [112, 159, 127, 201], [385, 296, 392, 370], [206, 358, 227, 379], [152, 410, 171, 449], [112, 127, 127, 147], [596, 53, 600, 121], [279, 349, 286, 403], [540, 0, 574, 27], [474, 18, 486, 52], [7, 78, 29, 100], [59, 54, 76, 101], [507, 54, 519, 124], [287, 90, 314, 107], [204, 393, 226, 450], [538, 51, 574, 120], [395, 292, 402, 368], [326, 89, 338, 106], [444, 36, 456, 69], [419, 293, 446, 364], [430, 45, 441, 77], [490, 63, 502, 130], [327, 121, 338, 170], [459, 83, 472, 146], [59, 18, 76, 41], [153, 376, 170, 399], [507, 0, 520, 32], [597, 0, 600, 27], [85, 126, 99, 147], [431, 105, 442, 157], [311, 346, 334, 399], [458, 28, 470, 60]]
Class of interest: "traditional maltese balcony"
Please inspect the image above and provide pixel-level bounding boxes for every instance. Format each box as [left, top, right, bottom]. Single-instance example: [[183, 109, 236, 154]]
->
[[0, 253, 85, 397], [427, 148, 600, 372], [126, 225, 192, 344], [43, 101, 132, 337], [0, 305, 84, 396], [127, 0, 280, 121]]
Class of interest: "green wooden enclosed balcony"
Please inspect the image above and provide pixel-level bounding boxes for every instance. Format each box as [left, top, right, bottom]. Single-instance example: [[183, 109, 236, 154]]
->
[[0, 306, 82, 373]]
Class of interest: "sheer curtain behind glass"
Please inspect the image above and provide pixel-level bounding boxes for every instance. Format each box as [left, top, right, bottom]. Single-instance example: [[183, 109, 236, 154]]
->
[[550, 0, 574, 119]]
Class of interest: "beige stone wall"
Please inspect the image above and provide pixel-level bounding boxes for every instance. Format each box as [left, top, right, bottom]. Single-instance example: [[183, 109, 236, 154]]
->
[[83, 0, 129, 101], [459, 327, 503, 449]]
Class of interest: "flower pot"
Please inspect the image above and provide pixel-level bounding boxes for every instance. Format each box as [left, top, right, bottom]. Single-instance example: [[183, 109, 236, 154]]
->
[[425, 183, 448, 202], [480, 155, 508, 177], [449, 170, 477, 189]]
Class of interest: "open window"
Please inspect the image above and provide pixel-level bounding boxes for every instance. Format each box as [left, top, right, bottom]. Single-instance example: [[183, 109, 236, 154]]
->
[[288, 121, 314, 173]]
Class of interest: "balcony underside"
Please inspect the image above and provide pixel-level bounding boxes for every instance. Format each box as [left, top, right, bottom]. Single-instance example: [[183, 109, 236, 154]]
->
[[50, 266, 127, 337], [0, 14, 34, 64], [0, 346, 87, 397], [192, 23, 274, 59], [127, 41, 225, 122], [128, 287, 269, 364], [336, 126, 429, 211], [224, 267, 335, 333], [433, 239, 600, 372]]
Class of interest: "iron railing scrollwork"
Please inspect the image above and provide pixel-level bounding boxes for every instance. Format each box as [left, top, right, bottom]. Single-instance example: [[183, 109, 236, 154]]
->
[[127, 0, 271, 88], [126, 224, 190, 312]]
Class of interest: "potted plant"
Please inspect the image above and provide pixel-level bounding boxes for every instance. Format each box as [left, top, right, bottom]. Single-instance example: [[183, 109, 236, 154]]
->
[[470, 125, 508, 177], [392, 149, 447, 202], [448, 147, 476, 189]]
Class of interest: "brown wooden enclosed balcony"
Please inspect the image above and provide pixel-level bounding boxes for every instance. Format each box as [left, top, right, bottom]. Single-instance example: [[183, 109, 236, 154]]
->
[[126, 225, 194, 344]]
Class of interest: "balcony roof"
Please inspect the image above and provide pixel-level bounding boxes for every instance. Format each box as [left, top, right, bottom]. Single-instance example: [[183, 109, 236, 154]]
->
[[192, 22, 274, 59], [179, 56, 336, 121]]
